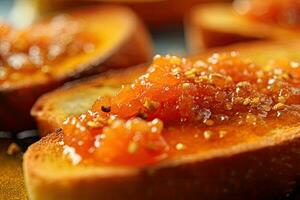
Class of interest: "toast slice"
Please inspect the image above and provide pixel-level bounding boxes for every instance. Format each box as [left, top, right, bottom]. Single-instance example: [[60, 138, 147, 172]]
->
[[185, 3, 300, 53], [26, 40, 300, 200], [1, 5, 153, 132], [32, 40, 300, 136]]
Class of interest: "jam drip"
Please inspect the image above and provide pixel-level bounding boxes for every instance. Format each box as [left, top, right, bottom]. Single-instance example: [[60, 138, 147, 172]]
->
[[0, 15, 96, 84], [234, 0, 300, 27], [62, 53, 300, 166]]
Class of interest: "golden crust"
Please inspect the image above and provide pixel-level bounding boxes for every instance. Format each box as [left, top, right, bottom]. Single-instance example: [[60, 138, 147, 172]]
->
[[185, 3, 300, 53], [1, 5, 153, 132]]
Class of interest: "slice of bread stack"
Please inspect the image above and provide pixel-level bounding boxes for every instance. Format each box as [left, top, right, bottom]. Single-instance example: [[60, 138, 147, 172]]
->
[[1, 5, 152, 132], [25, 40, 300, 200]]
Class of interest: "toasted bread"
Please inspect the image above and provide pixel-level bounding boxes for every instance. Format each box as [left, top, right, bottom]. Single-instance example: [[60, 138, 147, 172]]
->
[[25, 40, 300, 199], [1, 5, 153, 132], [32, 40, 300, 136], [12, 0, 232, 28], [25, 76, 300, 200], [185, 3, 300, 53]]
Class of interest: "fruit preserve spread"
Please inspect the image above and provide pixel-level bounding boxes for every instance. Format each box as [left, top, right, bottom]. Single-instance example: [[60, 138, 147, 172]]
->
[[234, 0, 300, 27], [62, 53, 300, 166], [0, 15, 96, 85]]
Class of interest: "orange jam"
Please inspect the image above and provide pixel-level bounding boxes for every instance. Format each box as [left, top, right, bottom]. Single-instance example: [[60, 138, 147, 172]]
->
[[234, 0, 300, 27], [62, 53, 300, 166], [0, 15, 96, 85]]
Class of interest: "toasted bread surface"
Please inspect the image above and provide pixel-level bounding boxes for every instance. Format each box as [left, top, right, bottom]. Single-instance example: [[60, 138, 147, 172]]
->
[[186, 3, 300, 52], [32, 40, 300, 136], [1, 5, 153, 132]]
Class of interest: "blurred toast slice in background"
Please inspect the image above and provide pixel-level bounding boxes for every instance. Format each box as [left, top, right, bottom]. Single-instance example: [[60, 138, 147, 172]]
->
[[185, 2, 300, 53], [1, 5, 153, 132]]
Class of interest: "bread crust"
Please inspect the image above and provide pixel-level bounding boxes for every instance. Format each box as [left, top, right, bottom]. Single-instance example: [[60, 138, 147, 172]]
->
[[1, 5, 153, 132], [24, 125, 300, 200], [185, 3, 300, 53]]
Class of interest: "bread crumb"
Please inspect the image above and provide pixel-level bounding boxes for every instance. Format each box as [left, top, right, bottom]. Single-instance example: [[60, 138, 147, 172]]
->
[[7, 143, 21, 155]]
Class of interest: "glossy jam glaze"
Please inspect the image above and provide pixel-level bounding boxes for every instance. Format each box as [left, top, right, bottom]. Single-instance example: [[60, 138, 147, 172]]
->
[[62, 53, 300, 166]]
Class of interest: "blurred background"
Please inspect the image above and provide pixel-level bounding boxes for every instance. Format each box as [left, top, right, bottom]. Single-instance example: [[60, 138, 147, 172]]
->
[[0, 0, 13, 18]]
